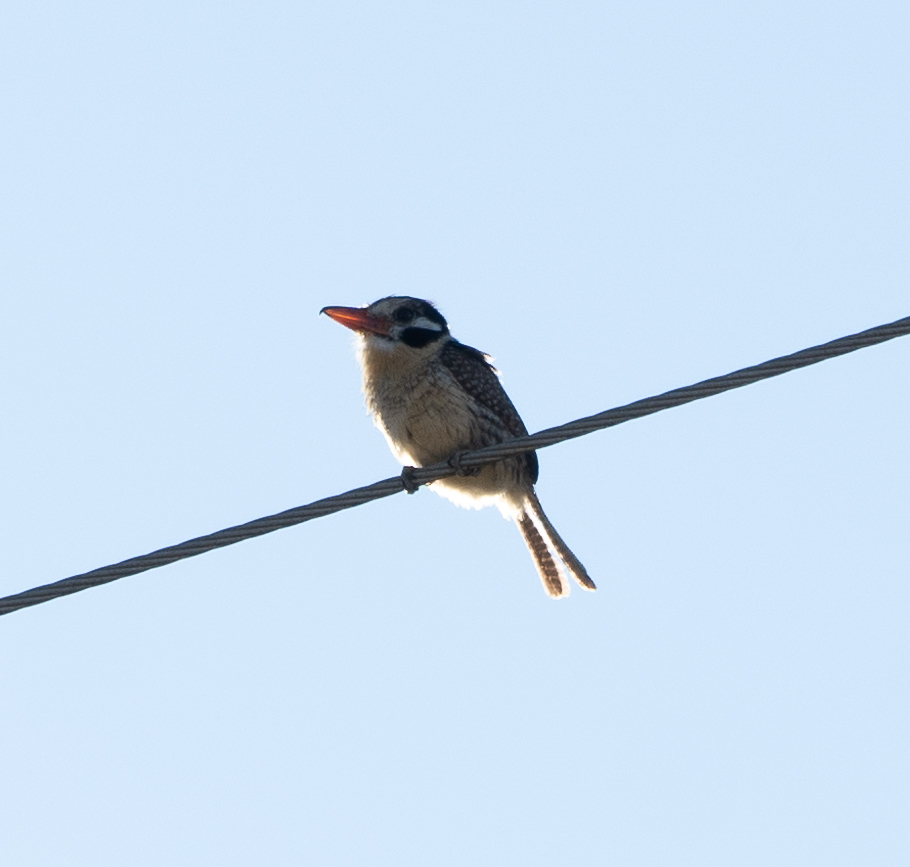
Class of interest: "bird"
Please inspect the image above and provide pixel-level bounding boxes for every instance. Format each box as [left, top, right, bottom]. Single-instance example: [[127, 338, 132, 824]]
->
[[321, 296, 595, 598]]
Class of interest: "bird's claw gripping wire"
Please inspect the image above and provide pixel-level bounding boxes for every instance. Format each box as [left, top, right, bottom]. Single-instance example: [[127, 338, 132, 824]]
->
[[448, 451, 480, 477], [401, 453, 475, 494], [400, 466, 421, 494]]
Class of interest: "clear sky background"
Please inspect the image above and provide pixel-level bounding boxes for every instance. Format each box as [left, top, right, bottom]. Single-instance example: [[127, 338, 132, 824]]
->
[[1, 1, 908, 864]]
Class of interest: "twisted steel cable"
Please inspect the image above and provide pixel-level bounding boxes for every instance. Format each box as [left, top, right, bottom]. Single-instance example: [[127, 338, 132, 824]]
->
[[1, 314, 908, 617]]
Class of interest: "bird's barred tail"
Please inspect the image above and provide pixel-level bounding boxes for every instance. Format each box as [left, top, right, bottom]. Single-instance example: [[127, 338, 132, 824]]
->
[[517, 510, 566, 597], [518, 492, 596, 597]]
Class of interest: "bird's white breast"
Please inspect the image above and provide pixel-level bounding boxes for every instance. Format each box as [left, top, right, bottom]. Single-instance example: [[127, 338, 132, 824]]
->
[[357, 336, 476, 467], [355, 333, 527, 516]]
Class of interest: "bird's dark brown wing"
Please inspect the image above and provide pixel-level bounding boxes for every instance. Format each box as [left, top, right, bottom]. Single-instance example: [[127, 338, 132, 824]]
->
[[439, 340, 539, 483]]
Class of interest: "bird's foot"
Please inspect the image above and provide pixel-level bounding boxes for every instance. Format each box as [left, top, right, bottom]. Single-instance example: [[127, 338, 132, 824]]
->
[[400, 466, 421, 494], [448, 451, 480, 477]]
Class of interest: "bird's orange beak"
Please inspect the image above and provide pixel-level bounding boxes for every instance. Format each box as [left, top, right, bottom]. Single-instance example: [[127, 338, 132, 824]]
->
[[321, 306, 391, 337]]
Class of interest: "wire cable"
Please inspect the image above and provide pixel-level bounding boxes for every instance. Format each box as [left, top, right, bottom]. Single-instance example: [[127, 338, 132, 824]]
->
[[1, 313, 908, 616]]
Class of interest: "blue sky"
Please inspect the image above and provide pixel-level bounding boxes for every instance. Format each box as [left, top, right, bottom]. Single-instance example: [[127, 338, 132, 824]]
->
[[1, 1, 908, 864]]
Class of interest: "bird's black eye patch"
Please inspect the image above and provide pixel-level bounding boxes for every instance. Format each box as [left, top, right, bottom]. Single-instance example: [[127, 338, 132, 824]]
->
[[393, 307, 416, 324], [401, 327, 442, 348]]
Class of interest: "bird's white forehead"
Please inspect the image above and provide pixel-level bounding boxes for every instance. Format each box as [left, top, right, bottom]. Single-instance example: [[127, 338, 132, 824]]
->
[[365, 296, 414, 316], [366, 296, 447, 331]]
